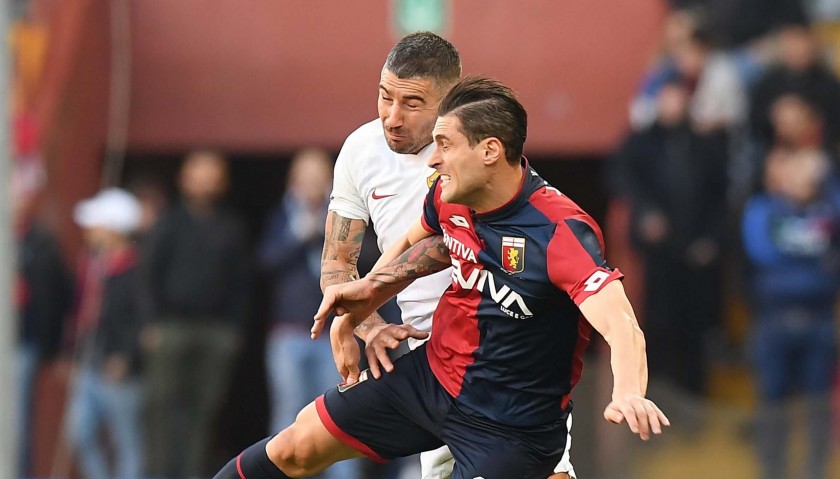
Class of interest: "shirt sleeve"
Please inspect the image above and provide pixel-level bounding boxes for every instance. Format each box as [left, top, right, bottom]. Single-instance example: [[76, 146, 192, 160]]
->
[[421, 177, 443, 234], [741, 195, 784, 266], [328, 138, 370, 224], [547, 216, 623, 305]]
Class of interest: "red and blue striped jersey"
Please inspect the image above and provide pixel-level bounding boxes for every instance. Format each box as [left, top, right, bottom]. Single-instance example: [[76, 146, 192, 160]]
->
[[421, 161, 623, 427]]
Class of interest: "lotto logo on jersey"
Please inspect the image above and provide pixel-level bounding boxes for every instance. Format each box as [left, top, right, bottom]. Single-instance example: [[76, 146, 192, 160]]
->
[[501, 236, 525, 273]]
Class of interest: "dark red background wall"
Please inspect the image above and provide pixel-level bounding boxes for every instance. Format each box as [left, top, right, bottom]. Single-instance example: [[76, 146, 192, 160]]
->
[[127, 0, 664, 153], [38, 0, 664, 253]]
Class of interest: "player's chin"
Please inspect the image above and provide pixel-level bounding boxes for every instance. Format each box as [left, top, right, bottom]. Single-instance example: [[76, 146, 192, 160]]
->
[[390, 138, 426, 155], [439, 187, 458, 204]]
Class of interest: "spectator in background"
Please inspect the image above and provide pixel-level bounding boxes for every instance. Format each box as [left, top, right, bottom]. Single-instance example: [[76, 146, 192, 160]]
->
[[630, 7, 701, 130], [142, 151, 249, 479], [66, 188, 145, 479], [718, 0, 808, 47], [749, 23, 840, 148], [613, 79, 728, 408], [769, 92, 826, 149], [127, 176, 170, 238], [15, 156, 72, 478], [742, 90, 835, 210], [630, 24, 746, 134], [741, 145, 840, 479], [672, 27, 747, 132], [257, 149, 360, 479]]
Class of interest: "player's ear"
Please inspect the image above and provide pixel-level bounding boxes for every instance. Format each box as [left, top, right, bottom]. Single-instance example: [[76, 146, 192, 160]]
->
[[482, 137, 502, 166]]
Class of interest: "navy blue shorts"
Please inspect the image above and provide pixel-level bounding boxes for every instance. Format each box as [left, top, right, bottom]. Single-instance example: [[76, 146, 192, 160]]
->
[[316, 344, 569, 479]]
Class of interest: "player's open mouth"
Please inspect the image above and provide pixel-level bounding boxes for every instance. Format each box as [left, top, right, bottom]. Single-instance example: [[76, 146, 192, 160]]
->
[[440, 174, 451, 186]]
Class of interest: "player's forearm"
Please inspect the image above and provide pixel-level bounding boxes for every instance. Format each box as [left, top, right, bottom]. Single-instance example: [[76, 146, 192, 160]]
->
[[342, 237, 449, 323], [320, 212, 389, 337], [370, 236, 411, 273], [367, 234, 450, 291], [322, 253, 388, 339], [320, 212, 365, 291], [579, 281, 648, 399], [371, 218, 433, 273], [356, 223, 433, 339], [604, 315, 648, 400], [320, 261, 360, 291]]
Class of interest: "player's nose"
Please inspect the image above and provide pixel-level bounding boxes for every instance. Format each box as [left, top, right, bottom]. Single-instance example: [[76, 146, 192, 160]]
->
[[383, 103, 403, 128], [428, 144, 442, 169]]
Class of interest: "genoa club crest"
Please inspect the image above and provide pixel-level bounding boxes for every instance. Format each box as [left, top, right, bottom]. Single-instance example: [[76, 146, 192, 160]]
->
[[501, 236, 525, 273]]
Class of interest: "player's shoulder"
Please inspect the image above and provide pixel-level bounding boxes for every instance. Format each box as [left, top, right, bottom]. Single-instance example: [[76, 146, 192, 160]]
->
[[341, 119, 387, 152], [526, 176, 591, 224], [526, 180, 603, 247], [337, 120, 397, 172]]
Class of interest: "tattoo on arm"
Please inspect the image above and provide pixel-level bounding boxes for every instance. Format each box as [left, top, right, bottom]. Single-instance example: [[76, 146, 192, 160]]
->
[[320, 270, 359, 285], [354, 312, 387, 337], [321, 213, 366, 290], [368, 235, 450, 286], [336, 215, 352, 241]]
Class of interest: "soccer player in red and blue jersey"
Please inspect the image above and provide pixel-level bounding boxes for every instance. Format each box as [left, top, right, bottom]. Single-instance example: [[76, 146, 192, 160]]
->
[[212, 76, 668, 479]]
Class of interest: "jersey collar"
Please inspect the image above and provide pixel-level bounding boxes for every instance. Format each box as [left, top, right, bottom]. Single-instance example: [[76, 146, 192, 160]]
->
[[474, 157, 540, 222]]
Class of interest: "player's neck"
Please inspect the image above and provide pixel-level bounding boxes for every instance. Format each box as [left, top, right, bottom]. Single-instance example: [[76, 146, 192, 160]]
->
[[471, 165, 524, 214]]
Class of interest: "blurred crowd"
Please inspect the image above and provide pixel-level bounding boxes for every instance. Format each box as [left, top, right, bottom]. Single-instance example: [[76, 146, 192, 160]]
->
[[9, 1, 840, 479], [14, 149, 380, 479], [606, 1, 840, 478]]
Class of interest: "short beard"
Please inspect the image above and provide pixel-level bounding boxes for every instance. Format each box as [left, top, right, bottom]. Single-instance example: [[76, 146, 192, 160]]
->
[[385, 136, 429, 155]]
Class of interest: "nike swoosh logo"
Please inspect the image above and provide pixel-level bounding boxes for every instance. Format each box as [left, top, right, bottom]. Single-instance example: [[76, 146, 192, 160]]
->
[[371, 189, 396, 200]]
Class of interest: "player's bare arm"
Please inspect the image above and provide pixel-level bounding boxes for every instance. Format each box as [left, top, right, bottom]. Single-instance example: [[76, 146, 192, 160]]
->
[[313, 233, 450, 334], [362, 217, 436, 377], [365, 232, 450, 298], [319, 211, 389, 343], [314, 234, 449, 383], [370, 217, 433, 272], [320, 211, 365, 286], [579, 280, 670, 441]]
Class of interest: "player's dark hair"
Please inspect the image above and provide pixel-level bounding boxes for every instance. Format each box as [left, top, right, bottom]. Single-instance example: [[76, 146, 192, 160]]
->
[[384, 32, 461, 88], [438, 76, 527, 164]]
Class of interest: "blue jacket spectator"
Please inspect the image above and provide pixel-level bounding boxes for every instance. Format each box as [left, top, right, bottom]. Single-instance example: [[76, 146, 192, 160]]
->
[[742, 177, 840, 311], [742, 147, 840, 479]]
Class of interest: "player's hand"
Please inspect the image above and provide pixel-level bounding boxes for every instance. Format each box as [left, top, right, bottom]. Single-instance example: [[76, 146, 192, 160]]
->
[[364, 323, 429, 379], [322, 313, 352, 379], [312, 282, 366, 340], [314, 280, 380, 333], [311, 310, 328, 339], [603, 395, 670, 441], [329, 314, 362, 385]]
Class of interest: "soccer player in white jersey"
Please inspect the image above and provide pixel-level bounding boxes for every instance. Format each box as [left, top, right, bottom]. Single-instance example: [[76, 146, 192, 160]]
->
[[320, 32, 575, 479]]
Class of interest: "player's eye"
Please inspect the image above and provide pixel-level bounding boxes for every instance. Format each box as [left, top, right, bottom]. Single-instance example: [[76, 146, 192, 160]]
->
[[381, 95, 393, 103]]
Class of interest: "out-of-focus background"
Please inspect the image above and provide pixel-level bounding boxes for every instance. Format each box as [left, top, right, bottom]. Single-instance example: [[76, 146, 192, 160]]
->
[[6, 0, 840, 478]]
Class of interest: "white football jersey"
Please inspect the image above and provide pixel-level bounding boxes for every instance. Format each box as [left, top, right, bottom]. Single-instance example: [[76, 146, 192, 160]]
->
[[329, 119, 451, 348]]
